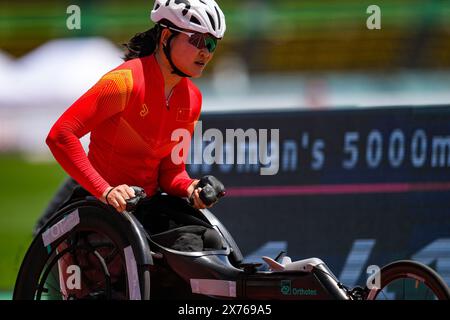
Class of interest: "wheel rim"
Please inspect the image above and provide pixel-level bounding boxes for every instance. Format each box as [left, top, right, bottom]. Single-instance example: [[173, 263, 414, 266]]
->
[[34, 231, 128, 300], [369, 261, 450, 300], [375, 276, 440, 300]]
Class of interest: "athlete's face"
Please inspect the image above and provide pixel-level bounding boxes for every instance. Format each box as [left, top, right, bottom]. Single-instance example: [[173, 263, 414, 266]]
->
[[164, 30, 215, 78]]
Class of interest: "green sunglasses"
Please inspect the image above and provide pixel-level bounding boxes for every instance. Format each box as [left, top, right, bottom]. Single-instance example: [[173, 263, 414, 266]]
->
[[160, 24, 218, 53]]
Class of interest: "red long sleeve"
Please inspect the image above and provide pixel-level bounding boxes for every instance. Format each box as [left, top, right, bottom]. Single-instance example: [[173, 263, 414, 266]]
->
[[159, 153, 194, 197], [46, 55, 201, 199], [46, 70, 134, 198]]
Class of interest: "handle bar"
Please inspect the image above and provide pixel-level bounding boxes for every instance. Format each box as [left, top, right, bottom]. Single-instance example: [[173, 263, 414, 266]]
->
[[125, 186, 147, 212]]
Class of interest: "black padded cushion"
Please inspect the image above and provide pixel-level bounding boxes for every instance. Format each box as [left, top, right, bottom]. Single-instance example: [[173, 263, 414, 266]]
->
[[135, 194, 224, 252], [151, 225, 223, 252]]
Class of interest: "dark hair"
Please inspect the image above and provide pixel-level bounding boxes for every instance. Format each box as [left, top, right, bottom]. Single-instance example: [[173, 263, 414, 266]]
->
[[122, 25, 162, 61]]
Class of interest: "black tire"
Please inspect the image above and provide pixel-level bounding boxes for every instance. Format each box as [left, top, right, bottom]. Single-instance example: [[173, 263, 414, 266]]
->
[[365, 260, 450, 300], [13, 202, 151, 300]]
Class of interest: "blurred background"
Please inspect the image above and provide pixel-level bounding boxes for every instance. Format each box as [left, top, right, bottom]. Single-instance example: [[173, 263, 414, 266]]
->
[[1, 0, 450, 298]]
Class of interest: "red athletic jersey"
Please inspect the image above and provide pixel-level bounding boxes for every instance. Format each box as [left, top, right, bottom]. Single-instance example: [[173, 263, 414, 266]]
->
[[46, 55, 201, 199]]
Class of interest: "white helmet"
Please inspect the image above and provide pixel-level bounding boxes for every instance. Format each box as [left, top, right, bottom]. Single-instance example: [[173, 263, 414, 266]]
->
[[151, 0, 226, 39]]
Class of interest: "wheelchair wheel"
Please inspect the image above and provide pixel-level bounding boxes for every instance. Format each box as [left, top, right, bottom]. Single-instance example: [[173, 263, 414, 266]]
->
[[365, 260, 450, 300], [13, 203, 151, 300]]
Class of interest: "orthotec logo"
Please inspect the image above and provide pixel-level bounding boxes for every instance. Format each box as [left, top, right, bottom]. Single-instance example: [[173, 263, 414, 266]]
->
[[281, 280, 318, 296]]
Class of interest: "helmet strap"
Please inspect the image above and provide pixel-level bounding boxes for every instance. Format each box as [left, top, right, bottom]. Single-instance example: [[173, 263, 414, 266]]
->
[[162, 34, 192, 78]]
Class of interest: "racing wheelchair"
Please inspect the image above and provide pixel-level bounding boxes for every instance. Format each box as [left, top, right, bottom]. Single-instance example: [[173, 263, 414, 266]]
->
[[13, 178, 450, 300]]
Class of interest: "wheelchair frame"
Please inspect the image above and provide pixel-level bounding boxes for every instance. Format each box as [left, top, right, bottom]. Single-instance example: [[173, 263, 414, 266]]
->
[[13, 194, 450, 300]]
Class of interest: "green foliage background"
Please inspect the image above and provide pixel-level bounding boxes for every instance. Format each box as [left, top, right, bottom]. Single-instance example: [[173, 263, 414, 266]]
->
[[0, 155, 65, 291]]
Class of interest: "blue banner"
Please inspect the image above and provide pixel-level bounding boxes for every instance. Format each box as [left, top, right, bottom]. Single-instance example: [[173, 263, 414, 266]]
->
[[186, 106, 450, 287]]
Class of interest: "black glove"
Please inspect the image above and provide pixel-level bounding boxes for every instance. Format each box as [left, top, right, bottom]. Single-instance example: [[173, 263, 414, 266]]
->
[[193, 175, 226, 206], [125, 186, 146, 212]]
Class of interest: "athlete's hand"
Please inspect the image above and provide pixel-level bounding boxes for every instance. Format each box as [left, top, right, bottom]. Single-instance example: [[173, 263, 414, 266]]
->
[[102, 185, 136, 213], [190, 187, 212, 209], [187, 180, 211, 210]]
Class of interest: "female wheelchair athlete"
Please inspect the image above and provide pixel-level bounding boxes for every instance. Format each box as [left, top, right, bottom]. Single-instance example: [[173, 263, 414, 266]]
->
[[13, 181, 450, 300]]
